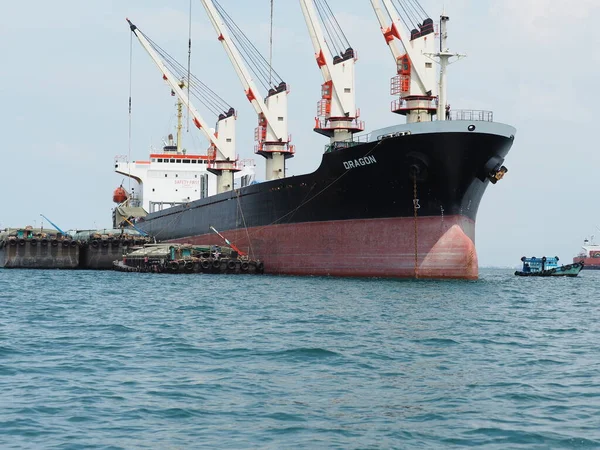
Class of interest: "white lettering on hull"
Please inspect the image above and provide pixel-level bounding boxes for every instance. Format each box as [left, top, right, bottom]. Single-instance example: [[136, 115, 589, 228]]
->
[[343, 155, 377, 170]]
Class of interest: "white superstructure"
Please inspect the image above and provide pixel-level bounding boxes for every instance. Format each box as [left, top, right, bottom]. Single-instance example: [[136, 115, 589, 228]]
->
[[114, 151, 255, 214]]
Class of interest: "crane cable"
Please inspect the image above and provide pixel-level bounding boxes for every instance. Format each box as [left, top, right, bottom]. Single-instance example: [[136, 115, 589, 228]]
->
[[186, 0, 193, 132], [128, 31, 133, 197], [269, 0, 274, 87]]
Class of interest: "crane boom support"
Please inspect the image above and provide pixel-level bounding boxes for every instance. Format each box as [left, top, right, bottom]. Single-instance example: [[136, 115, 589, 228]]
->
[[127, 19, 228, 156], [299, 0, 354, 116], [199, 0, 286, 142], [370, 0, 433, 95]]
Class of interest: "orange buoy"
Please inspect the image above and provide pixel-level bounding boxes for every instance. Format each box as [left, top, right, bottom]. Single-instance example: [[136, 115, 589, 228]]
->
[[113, 186, 128, 204]]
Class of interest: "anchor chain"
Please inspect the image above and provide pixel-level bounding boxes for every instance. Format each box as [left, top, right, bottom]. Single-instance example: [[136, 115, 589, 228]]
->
[[413, 176, 420, 278]]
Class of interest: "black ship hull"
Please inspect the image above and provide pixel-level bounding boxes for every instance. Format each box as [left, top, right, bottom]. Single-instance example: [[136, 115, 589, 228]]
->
[[131, 121, 515, 279]]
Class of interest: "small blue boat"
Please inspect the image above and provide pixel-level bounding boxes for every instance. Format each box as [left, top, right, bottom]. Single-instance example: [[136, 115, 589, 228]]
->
[[515, 256, 584, 277]]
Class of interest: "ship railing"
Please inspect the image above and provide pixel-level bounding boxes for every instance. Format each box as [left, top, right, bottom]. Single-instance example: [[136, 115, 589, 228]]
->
[[114, 155, 129, 163], [238, 158, 256, 169], [323, 132, 374, 153], [448, 109, 494, 122], [207, 159, 243, 171], [324, 140, 364, 153], [391, 97, 438, 113], [149, 201, 190, 214], [315, 117, 365, 132]]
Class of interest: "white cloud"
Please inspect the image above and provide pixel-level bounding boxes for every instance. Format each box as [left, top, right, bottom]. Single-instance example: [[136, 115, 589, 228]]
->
[[492, 0, 599, 43]]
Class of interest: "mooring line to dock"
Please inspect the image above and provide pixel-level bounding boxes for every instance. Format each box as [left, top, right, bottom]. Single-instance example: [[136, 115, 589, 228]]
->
[[152, 204, 190, 240], [235, 190, 255, 260], [246, 139, 386, 238]]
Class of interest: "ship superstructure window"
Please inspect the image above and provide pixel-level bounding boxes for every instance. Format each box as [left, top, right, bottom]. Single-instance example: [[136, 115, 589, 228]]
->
[[158, 159, 163, 162], [151, 158, 156, 162], [176, 174, 178, 177], [426, 62, 432, 68], [176, 160, 182, 163], [165, 174, 167, 177], [183, 160, 190, 164], [192, 160, 197, 164], [170, 159, 175, 163]]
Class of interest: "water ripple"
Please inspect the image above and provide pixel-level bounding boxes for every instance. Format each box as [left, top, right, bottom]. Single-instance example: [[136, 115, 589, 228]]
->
[[1, 268, 599, 448]]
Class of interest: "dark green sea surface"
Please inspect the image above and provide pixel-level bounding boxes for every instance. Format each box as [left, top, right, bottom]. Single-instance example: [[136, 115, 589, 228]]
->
[[1, 269, 598, 449]]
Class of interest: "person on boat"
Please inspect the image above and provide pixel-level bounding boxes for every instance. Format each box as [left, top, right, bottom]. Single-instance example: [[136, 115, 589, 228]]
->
[[523, 262, 531, 273], [445, 104, 451, 120]]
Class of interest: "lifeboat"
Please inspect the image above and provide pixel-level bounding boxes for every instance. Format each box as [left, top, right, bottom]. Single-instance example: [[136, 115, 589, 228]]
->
[[113, 186, 128, 204]]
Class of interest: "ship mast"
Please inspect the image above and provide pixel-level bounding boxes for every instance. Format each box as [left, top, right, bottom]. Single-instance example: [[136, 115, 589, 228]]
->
[[200, 0, 294, 181], [299, 0, 364, 144], [432, 13, 465, 120], [176, 81, 184, 153], [127, 19, 239, 194], [369, 0, 439, 123]]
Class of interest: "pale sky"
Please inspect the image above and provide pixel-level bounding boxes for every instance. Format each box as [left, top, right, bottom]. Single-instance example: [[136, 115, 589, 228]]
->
[[1, 0, 598, 267]]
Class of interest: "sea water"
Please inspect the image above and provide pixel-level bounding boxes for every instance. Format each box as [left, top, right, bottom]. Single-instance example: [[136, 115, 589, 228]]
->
[[1, 268, 599, 449]]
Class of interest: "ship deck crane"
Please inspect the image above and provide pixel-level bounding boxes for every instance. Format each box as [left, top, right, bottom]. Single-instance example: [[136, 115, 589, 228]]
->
[[200, 0, 294, 181], [370, 0, 441, 123], [299, 0, 364, 144], [127, 18, 240, 194]]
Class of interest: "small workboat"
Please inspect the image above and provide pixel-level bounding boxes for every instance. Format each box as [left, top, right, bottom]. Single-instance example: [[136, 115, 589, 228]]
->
[[515, 256, 584, 277]]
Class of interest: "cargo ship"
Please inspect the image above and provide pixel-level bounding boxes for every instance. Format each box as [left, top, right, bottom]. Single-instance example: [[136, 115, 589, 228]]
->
[[114, 0, 515, 279], [573, 237, 600, 270]]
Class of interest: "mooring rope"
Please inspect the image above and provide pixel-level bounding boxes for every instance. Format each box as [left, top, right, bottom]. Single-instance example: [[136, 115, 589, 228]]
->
[[186, 0, 192, 132], [128, 32, 133, 196], [235, 190, 255, 260]]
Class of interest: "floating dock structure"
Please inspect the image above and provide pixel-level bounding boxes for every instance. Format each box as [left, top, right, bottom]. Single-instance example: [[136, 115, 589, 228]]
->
[[74, 229, 152, 270], [0, 228, 262, 275], [114, 243, 264, 274], [0, 227, 79, 269]]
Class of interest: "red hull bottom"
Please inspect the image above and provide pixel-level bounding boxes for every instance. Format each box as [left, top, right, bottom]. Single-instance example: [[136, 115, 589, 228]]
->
[[171, 215, 478, 280], [573, 257, 600, 270]]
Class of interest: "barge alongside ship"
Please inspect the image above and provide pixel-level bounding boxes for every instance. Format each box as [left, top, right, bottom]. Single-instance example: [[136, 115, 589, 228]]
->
[[116, 0, 515, 280]]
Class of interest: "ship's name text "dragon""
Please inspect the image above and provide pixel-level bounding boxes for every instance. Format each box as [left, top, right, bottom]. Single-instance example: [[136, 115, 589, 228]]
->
[[343, 156, 377, 170]]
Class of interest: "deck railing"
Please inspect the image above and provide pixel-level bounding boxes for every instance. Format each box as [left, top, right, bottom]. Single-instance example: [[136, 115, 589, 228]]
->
[[449, 109, 493, 122]]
